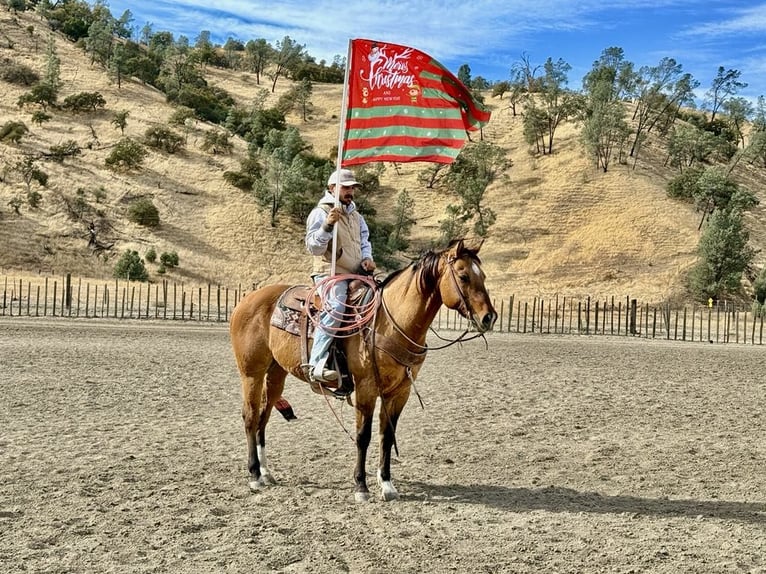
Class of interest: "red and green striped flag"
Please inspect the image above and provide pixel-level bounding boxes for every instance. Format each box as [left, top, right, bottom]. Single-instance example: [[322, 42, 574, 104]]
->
[[341, 38, 491, 166]]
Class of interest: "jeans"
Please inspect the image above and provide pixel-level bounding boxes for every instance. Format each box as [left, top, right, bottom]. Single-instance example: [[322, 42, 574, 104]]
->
[[308, 275, 348, 372]]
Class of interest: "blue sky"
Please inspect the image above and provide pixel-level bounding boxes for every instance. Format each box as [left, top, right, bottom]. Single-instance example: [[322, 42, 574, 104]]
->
[[103, 0, 766, 103]]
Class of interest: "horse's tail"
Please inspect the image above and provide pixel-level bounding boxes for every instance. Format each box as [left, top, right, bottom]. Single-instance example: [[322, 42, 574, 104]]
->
[[275, 397, 297, 421]]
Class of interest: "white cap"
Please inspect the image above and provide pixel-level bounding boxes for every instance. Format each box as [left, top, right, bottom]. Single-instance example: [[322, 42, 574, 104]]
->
[[327, 169, 359, 187]]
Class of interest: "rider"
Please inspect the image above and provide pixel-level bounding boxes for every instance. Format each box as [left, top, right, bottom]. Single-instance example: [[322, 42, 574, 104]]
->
[[304, 168, 376, 385]]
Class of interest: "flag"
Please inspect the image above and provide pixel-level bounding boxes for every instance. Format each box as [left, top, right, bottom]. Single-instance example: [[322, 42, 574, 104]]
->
[[341, 39, 491, 166]]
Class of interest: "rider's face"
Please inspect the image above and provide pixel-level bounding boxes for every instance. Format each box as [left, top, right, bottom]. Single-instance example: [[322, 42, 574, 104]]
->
[[334, 184, 358, 205]]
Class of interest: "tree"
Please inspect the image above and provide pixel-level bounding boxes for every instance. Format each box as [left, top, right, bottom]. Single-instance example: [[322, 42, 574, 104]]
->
[[14, 155, 48, 191], [108, 41, 130, 88], [243, 38, 273, 84], [128, 198, 160, 227], [85, 5, 114, 66], [527, 57, 581, 154], [269, 36, 305, 92], [111, 109, 129, 134], [105, 137, 147, 170], [705, 67, 747, 122], [113, 250, 149, 281], [0, 120, 29, 143], [193, 30, 214, 69], [252, 126, 313, 226], [581, 98, 630, 172], [17, 82, 58, 110], [721, 97, 753, 149], [689, 208, 754, 300], [580, 47, 633, 171], [388, 189, 416, 252], [666, 124, 720, 170], [441, 141, 509, 238], [629, 58, 698, 160], [43, 34, 61, 91], [457, 64, 471, 87]]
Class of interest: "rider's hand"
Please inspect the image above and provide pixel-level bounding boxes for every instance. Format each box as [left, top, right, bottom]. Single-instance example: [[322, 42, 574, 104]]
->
[[361, 258, 376, 272], [324, 207, 342, 227]]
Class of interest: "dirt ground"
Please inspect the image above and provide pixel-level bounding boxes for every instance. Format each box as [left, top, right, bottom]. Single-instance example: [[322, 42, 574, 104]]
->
[[1, 318, 765, 573]]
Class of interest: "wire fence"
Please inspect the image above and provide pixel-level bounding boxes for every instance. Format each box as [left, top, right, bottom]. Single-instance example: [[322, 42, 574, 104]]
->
[[2, 275, 765, 345]]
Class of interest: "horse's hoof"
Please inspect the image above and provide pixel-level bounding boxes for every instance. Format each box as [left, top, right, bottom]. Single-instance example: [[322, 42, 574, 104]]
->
[[248, 476, 269, 491], [354, 491, 372, 503], [380, 489, 400, 502], [379, 482, 400, 501], [261, 472, 277, 486]]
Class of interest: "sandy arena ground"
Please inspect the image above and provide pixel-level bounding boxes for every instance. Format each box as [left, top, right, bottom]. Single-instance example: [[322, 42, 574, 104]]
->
[[1, 318, 765, 573]]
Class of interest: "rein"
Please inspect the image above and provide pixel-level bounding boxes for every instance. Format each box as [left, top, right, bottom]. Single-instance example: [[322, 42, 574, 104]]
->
[[377, 253, 488, 353]]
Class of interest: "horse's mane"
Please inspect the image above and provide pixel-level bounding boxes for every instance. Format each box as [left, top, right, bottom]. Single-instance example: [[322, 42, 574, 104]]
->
[[378, 240, 482, 294]]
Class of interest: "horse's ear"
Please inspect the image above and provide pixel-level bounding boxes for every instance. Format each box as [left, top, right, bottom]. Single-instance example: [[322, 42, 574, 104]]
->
[[466, 238, 484, 253], [447, 239, 465, 259], [456, 238, 483, 256]]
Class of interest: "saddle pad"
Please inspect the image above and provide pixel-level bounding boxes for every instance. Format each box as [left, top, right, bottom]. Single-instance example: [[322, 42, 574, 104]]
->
[[270, 285, 315, 338]]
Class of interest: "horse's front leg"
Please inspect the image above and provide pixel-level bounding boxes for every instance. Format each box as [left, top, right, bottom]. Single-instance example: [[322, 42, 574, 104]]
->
[[377, 391, 410, 501], [353, 404, 374, 503]]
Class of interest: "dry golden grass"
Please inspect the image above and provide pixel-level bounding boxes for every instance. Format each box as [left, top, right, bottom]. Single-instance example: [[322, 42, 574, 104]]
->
[[2, 11, 764, 304]]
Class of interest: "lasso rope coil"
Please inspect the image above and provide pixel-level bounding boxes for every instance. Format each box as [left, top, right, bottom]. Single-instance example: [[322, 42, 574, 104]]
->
[[306, 274, 379, 337]]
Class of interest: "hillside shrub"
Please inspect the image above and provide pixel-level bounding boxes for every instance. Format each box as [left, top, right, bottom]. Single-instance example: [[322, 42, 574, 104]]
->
[[31, 111, 51, 126], [113, 250, 149, 282], [105, 138, 147, 170], [144, 126, 184, 153], [666, 167, 703, 201], [48, 140, 82, 162], [159, 251, 178, 268], [128, 198, 160, 227], [0, 59, 40, 86], [62, 91, 106, 113], [17, 83, 58, 110], [27, 190, 42, 208], [0, 120, 29, 143], [145, 247, 157, 263]]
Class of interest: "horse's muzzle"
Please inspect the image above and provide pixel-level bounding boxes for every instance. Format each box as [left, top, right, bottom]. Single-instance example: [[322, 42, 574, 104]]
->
[[475, 311, 497, 333]]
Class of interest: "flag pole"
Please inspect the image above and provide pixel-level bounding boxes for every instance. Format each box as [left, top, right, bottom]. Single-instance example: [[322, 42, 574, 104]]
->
[[329, 38, 354, 277]]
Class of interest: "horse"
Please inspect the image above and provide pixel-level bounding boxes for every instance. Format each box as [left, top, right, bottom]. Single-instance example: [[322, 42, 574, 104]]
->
[[229, 239, 498, 502]]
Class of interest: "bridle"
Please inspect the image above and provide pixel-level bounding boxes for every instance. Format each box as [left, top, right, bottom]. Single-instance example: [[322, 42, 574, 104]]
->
[[378, 253, 489, 353]]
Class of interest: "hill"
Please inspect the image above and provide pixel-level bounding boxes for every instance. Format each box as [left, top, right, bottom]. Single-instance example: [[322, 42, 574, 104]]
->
[[2, 10, 765, 304]]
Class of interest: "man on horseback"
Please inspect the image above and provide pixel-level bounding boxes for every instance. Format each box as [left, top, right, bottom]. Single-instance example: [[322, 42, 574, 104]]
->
[[304, 168, 376, 386]]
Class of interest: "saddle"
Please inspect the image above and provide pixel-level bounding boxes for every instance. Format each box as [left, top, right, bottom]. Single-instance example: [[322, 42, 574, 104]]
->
[[270, 281, 377, 398]]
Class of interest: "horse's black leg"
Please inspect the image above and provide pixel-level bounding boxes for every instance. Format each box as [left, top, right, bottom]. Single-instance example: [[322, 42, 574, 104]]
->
[[254, 362, 286, 487], [353, 409, 374, 502], [242, 401, 263, 490], [378, 392, 409, 501]]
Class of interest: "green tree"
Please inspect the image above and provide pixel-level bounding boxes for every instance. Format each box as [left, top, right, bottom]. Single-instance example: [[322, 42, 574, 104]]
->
[[705, 67, 747, 122], [111, 109, 129, 134], [721, 97, 753, 149], [269, 36, 305, 93], [580, 47, 633, 171], [0, 120, 29, 143], [43, 34, 61, 91], [105, 137, 147, 170], [17, 82, 57, 110], [15, 155, 47, 191], [441, 141, 509, 238], [144, 125, 184, 153], [85, 4, 114, 66], [62, 91, 106, 112], [388, 189, 416, 252], [689, 208, 754, 300], [128, 198, 160, 227], [113, 250, 149, 281], [243, 38, 273, 84]]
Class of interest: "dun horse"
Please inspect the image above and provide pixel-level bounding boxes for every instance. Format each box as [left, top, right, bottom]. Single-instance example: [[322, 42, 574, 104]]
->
[[230, 239, 497, 501]]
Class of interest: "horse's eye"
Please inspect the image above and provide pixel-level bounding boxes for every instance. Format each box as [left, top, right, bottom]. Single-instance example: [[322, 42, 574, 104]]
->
[[459, 274, 469, 284]]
